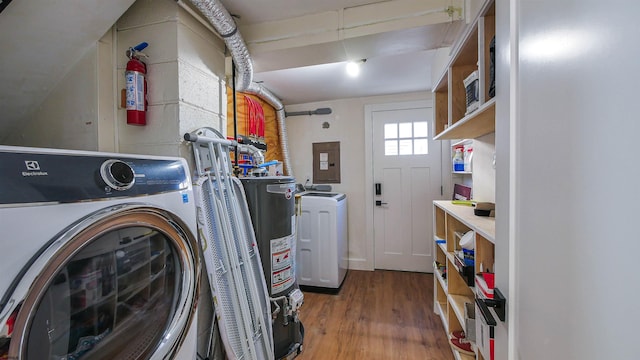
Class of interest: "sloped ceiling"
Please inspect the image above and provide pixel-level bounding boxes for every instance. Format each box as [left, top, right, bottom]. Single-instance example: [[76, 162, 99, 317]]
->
[[0, 0, 463, 139], [0, 0, 136, 138]]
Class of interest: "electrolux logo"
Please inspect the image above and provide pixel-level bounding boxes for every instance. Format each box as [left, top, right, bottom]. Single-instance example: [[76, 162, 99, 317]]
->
[[22, 160, 48, 177]]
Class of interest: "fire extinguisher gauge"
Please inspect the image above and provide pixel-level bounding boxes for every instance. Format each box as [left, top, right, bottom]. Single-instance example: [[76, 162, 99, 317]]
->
[[100, 159, 135, 191]]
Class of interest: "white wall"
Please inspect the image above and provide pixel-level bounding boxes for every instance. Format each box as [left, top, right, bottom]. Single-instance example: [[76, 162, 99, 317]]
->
[[285, 91, 432, 270], [5, 43, 101, 149], [97, 29, 118, 152], [497, 1, 640, 359], [472, 132, 495, 202]]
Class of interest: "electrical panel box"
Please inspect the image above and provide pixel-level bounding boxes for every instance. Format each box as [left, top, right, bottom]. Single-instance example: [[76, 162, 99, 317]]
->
[[312, 141, 340, 184]]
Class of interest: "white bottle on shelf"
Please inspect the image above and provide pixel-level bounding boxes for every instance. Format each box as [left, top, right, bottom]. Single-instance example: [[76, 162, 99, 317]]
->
[[464, 146, 473, 172], [453, 148, 464, 172]]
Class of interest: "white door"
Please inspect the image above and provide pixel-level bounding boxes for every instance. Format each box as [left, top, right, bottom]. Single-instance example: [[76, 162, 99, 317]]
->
[[372, 103, 441, 272]]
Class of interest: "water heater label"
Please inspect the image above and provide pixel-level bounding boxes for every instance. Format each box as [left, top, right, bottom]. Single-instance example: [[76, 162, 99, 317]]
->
[[271, 235, 295, 293]]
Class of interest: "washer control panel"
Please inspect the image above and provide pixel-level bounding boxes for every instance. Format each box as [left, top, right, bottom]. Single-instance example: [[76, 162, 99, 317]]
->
[[0, 149, 189, 205]]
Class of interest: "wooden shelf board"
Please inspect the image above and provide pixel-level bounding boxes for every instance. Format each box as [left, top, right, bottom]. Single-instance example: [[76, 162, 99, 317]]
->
[[434, 200, 495, 243], [453, 350, 476, 360], [434, 265, 448, 292], [434, 70, 449, 91], [434, 98, 496, 140], [435, 301, 449, 333], [448, 294, 474, 334], [446, 251, 458, 271], [437, 242, 447, 254], [452, 139, 473, 147]]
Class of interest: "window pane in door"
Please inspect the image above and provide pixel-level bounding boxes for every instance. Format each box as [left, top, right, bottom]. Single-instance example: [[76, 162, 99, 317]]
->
[[414, 121, 428, 137], [399, 140, 413, 155], [399, 122, 412, 138], [414, 139, 429, 154], [385, 140, 398, 155], [384, 123, 397, 139]]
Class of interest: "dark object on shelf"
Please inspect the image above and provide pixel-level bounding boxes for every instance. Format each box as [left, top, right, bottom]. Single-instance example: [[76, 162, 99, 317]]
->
[[460, 265, 474, 286], [476, 288, 506, 323], [453, 183, 472, 201], [489, 35, 496, 98], [474, 202, 495, 217], [462, 249, 475, 262], [454, 255, 474, 286], [237, 134, 267, 151], [434, 261, 447, 279]]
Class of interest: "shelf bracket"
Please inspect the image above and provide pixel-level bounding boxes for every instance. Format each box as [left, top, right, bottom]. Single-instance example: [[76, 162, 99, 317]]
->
[[478, 287, 506, 322]]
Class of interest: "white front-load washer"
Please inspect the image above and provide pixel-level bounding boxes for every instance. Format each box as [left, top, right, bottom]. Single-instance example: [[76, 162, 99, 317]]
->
[[0, 146, 201, 360]]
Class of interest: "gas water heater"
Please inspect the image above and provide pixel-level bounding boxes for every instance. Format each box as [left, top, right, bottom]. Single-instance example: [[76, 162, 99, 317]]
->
[[240, 176, 304, 360]]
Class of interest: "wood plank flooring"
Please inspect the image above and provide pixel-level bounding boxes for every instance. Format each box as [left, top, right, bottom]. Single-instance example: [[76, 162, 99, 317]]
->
[[296, 270, 454, 360]]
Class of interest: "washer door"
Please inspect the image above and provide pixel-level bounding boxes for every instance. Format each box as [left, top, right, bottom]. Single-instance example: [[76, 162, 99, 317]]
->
[[2, 205, 199, 360]]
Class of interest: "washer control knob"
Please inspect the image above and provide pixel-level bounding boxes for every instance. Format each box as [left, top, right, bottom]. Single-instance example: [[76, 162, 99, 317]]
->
[[100, 160, 135, 191]]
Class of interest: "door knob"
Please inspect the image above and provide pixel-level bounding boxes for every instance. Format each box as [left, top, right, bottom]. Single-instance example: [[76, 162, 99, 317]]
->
[[375, 200, 388, 206]]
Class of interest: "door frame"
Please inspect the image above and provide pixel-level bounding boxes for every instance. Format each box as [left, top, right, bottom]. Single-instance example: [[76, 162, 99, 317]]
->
[[364, 100, 437, 271]]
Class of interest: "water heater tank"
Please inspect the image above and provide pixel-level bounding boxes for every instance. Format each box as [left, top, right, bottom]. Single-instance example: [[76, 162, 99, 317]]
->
[[240, 176, 304, 359]]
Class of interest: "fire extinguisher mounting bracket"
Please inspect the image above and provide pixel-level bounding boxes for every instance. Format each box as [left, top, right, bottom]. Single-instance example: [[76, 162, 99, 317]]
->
[[126, 42, 149, 60]]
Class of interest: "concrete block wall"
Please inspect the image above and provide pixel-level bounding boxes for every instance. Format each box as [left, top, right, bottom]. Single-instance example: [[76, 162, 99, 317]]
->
[[116, 0, 227, 163]]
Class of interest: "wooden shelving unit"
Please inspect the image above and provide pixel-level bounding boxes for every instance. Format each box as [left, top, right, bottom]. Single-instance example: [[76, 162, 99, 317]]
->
[[433, 1, 496, 141], [433, 200, 495, 360], [432, 2, 497, 357], [435, 99, 495, 140], [435, 201, 495, 243]]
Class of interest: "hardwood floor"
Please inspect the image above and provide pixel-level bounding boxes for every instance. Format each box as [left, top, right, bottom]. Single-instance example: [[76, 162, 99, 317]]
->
[[296, 270, 454, 360]]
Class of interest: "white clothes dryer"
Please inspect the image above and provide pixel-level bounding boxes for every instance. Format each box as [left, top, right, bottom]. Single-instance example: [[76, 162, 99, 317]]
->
[[0, 146, 201, 360]]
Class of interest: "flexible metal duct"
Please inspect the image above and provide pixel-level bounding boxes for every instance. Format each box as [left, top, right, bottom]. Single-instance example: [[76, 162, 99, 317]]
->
[[186, 0, 293, 177]]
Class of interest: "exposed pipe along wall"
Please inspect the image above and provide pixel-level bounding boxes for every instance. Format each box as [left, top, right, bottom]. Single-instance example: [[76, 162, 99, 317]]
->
[[187, 0, 293, 177], [232, 62, 237, 163], [185, 2, 305, 360]]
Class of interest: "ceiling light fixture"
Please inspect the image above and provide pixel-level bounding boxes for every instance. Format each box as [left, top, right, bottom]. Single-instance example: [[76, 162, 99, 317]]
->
[[346, 59, 366, 77]]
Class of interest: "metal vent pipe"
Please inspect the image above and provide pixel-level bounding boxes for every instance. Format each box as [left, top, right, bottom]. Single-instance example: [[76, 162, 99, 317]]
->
[[186, 0, 293, 177]]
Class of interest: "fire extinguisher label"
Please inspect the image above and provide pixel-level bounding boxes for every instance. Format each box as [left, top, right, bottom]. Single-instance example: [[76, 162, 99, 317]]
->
[[125, 71, 145, 111], [271, 235, 295, 293]]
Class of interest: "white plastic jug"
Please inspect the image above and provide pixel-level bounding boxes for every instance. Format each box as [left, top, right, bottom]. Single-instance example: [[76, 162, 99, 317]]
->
[[453, 148, 464, 172]]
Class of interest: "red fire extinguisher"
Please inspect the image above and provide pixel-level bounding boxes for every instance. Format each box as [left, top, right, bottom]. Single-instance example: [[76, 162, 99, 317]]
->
[[125, 42, 149, 126]]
